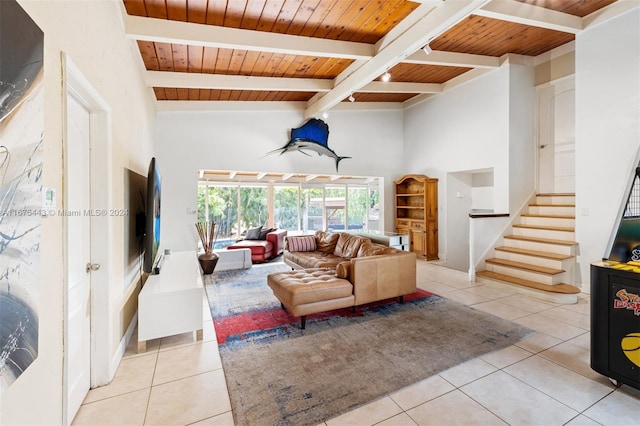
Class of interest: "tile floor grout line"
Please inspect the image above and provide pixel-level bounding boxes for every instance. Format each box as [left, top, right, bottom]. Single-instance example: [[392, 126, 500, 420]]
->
[[142, 347, 160, 425], [514, 332, 570, 355], [384, 384, 454, 415], [498, 357, 598, 415], [533, 334, 608, 383], [79, 386, 152, 406], [481, 349, 536, 370], [184, 409, 233, 426], [455, 383, 512, 426], [533, 309, 591, 331], [456, 366, 565, 425], [575, 388, 619, 417], [150, 367, 225, 389], [369, 397, 405, 426]]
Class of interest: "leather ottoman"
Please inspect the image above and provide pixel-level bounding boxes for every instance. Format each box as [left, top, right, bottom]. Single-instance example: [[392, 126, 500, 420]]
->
[[267, 269, 354, 329]]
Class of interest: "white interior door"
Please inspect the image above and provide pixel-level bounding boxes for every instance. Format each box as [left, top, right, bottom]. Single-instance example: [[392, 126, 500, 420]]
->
[[66, 93, 92, 421], [537, 78, 576, 194]]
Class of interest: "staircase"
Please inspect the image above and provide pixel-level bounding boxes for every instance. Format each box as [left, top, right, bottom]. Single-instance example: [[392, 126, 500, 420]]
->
[[476, 193, 581, 304]]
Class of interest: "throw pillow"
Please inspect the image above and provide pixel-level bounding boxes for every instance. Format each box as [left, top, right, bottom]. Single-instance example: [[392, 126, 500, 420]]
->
[[245, 225, 262, 240], [287, 235, 317, 252], [357, 241, 387, 257], [334, 233, 367, 258], [336, 261, 351, 279], [258, 227, 275, 240], [315, 230, 339, 253]]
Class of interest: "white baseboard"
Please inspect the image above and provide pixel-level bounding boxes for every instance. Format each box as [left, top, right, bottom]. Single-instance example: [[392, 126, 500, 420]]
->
[[108, 312, 138, 383]]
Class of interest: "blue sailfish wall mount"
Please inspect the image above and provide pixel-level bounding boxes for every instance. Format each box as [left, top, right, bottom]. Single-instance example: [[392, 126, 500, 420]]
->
[[266, 118, 351, 172]]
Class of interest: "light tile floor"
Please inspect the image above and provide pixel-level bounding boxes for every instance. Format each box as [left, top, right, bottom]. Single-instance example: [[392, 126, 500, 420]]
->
[[73, 261, 640, 425]]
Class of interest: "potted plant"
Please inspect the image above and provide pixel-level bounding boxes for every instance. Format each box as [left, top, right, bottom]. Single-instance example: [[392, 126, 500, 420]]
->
[[196, 221, 219, 274]]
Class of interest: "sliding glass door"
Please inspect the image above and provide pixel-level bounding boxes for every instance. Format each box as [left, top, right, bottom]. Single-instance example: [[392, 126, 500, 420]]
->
[[197, 180, 381, 237], [274, 185, 299, 230], [239, 185, 268, 234], [198, 184, 238, 246]]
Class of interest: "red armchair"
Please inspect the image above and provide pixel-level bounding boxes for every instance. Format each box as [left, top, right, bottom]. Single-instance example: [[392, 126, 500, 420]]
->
[[226, 228, 287, 263]]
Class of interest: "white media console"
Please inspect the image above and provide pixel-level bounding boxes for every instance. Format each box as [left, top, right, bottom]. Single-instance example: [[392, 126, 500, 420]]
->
[[137, 250, 203, 352]]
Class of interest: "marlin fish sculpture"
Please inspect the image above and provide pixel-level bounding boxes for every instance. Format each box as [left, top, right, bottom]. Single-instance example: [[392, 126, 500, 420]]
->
[[266, 118, 351, 172]]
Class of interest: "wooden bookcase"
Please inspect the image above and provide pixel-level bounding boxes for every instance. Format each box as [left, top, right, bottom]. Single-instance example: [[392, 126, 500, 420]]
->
[[394, 174, 438, 260]]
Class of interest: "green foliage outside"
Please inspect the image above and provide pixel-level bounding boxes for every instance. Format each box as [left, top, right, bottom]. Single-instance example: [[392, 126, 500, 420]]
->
[[198, 183, 380, 238]]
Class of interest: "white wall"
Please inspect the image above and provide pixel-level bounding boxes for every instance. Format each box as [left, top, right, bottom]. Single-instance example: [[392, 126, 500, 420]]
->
[[508, 58, 536, 212], [3, 1, 156, 424], [575, 7, 640, 289], [403, 62, 536, 268], [156, 109, 405, 252]]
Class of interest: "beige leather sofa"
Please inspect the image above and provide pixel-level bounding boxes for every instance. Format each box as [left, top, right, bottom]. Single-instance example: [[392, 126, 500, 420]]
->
[[268, 232, 417, 327]]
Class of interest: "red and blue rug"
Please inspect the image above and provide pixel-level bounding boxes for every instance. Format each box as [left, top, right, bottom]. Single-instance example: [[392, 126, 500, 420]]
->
[[206, 262, 434, 345], [203, 262, 534, 426]]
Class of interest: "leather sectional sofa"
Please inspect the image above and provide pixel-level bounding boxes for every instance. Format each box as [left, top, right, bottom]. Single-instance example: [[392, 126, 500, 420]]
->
[[268, 231, 417, 328]]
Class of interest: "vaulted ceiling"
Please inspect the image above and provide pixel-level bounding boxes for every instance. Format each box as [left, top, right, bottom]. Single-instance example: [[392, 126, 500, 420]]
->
[[121, 0, 633, 117]]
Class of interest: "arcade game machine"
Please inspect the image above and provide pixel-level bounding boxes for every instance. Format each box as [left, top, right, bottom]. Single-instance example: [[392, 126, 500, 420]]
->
[[591, 163, 640, 389]]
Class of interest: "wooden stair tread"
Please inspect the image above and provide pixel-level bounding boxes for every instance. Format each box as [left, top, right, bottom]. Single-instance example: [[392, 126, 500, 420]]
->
[[529, 204, 576, 208], [521, 213, 575, 219], [536, 193, 575, 197], [513, 224, 574, 232], [486, 258, 564, 275], [495, 246, 573, 260], [504, 235, 577, 246], [476, 271, 580, 294]]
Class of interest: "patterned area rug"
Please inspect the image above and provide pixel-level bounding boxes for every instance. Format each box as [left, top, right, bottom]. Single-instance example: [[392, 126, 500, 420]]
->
[[204, 262, 533, 426]]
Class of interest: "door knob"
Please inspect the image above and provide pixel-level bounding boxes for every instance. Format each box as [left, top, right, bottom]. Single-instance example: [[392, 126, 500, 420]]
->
[[86, 263, 101, 273]]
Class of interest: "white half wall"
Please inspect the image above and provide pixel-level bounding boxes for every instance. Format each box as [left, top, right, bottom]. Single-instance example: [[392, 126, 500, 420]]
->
[[156, 109, 405, 252], [575, 6, 640, 289]]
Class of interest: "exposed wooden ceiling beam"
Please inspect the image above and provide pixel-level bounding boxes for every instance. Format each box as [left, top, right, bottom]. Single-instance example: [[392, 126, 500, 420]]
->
[[145, 71, 333, 92], [155, 101, 307, 112], [402, 67, 493, 109], [124, 0, 635, 112], [304, 0, 490, 119], [403, 50, 500, 69], [474, 0, 583, 34], [199, 170, 379, 185], [124, 14, 374, 60], [145, 70, 442, 94], [374, 1, 442, 53], [361, 81, 442, 94], [582, 0, 640, 30]]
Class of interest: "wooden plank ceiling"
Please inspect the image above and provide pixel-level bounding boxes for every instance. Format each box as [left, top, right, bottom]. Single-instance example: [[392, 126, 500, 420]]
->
[[122, 0, 622, 115]]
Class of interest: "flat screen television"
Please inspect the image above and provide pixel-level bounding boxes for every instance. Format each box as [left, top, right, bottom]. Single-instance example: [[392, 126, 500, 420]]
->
[[143, 157, 162, 274]]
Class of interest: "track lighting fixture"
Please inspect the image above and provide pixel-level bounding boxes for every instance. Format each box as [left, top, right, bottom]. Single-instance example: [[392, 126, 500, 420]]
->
[[321, 110, 329, 119], [348, 94, 355, 102], [381, 71, 391, 82], [422, 44, 432, 55]]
